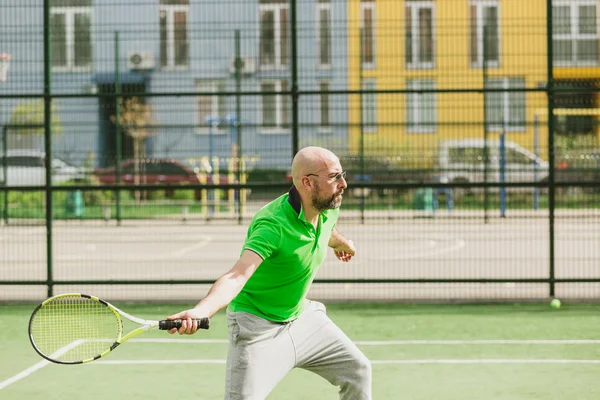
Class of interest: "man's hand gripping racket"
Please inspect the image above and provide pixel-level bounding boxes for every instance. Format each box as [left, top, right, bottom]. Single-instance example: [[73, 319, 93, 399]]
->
[[28, 293, 209, 365]]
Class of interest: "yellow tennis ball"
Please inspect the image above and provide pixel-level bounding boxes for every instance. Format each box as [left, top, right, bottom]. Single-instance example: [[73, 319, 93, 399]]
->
[[550, 299, 561, 309]]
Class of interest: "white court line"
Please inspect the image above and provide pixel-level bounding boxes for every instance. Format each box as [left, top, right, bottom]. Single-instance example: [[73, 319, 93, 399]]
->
[[93, 359, 600, 365], [4, 339, 600, 390], [127, 338, 600, 345], [172, 236, 212, 258], [0, 340, 83, 391], [353, 340, 600, 345]]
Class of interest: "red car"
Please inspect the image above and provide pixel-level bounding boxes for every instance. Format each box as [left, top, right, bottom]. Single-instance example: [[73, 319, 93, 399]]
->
[[94, 158, 236, 200], [94, 159, 201, 186]]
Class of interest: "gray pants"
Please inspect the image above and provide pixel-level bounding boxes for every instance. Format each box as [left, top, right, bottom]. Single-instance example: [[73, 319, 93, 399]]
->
[[224, 301, 372, 400]]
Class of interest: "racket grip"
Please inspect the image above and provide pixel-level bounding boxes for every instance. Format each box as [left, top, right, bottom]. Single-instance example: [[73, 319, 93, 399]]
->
[[159, 318, 210, 330]]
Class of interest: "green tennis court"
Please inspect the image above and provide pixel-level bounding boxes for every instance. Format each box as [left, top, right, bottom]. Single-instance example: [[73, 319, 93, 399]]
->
[[2, 303, 599, 399]]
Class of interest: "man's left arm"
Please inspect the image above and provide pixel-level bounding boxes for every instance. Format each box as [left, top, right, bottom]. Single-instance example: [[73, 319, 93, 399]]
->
[[329, 227, 356, 262]]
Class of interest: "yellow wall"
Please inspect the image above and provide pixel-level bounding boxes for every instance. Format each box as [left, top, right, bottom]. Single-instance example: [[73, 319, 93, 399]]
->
[[347, 0, 560, 164]]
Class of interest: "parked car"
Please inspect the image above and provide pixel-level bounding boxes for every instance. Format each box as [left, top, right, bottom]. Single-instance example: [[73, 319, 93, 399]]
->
[[438, 139, 549, 187], [94, 158, 237, 200], [556, 150, 600, 192], [94, 158, 201, 186], [0, 149, 85, 186]]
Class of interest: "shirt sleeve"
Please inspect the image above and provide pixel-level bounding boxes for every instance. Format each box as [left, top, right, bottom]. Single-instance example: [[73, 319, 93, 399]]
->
[[243, 218, 282, 260]]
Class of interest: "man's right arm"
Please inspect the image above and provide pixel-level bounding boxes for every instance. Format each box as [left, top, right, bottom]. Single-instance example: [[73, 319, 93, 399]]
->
[[166, 249, 263, 335]]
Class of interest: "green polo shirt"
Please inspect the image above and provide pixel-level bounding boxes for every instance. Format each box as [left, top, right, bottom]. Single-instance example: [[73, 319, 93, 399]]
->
[[228, 186, 339, 322]]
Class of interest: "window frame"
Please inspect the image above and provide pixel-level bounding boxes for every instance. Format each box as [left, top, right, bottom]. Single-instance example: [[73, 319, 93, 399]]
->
[[50, 6, 92, 72], [553, 0, 600, 66], [260, 80, 290, 134], [361, 78, 377, 134], [259, 1, 290, 70], [485, 77, 527, 132], [360, 1, 376, 69], [318, 80, 332, 133], [406, 79, 437, 134], [196, 80, 228, 136], [470, 0, 501, 68], [317, 1, 332, 69], [405, 1, 436, 70], [159, 2, 190, 70]]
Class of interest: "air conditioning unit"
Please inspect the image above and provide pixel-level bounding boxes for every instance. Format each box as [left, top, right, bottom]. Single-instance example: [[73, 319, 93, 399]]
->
[[128, 52, 155, 70], [229, 56, 256, 74]]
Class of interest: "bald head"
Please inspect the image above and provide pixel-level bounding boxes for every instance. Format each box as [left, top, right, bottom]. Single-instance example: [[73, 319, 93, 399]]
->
[[291, 146, 339, 184]]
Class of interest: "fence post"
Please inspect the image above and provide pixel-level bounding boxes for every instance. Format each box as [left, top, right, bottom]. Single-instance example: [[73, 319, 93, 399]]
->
[[483, 25, 489, 224], [43, 0, 54, 297], [546, 0, 556, 298], [114, 31, 123, 225]]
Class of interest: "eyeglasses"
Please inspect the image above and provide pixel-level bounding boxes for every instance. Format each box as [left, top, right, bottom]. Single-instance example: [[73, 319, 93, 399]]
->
[[306, 171, 346, 183]]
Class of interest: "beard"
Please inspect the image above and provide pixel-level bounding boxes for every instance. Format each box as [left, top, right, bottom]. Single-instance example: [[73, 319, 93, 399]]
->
[[311, 183, 344, 212]]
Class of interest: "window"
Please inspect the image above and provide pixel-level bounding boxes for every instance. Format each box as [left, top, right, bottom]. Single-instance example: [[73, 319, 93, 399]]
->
[[319, 81, 331, 131], [470, 0, 500, 67], [259, 0, 289, 69], [361, 78, 377, 133], [51, 0, 92, 71], [5, 156, 44, 168], [317, 0, 332, 67], [505, 148, 533, 165], [196, 80, 227, 135], [406, 1, 435, 69], [261, 80, 290, 132], [360, 0, 376, 68], [449, 148, 485, 165], [406, 79, 437, 133], [160, 0, 189, 69], [485, 78, 526, 132], [553, 1, 599, 66]]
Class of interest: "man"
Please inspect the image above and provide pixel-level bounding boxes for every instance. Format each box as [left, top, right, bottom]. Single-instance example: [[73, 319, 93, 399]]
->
[[167, 146, 372, 400]]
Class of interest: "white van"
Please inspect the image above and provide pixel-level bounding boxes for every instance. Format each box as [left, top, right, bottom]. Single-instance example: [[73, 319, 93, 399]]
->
[[438, 139, 548, 186], [0, 149, 85, 186]]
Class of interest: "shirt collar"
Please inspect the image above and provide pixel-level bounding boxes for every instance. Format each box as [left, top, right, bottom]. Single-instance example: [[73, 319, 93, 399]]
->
[[287, 185, 329, 223]]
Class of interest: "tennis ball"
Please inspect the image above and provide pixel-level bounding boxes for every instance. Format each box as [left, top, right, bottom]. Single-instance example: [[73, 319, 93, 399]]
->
[[550, 299, 561, 309]]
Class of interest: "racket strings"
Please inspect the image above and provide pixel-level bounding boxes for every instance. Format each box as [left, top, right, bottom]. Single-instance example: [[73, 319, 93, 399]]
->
[[30, 295, 121, 363]]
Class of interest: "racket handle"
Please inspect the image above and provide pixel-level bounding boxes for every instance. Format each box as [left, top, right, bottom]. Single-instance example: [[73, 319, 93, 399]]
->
[[159, 318, 210, 330]]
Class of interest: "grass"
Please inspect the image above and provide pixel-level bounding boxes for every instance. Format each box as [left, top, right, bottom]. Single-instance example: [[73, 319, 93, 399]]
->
[[1, 302, 600, 399]]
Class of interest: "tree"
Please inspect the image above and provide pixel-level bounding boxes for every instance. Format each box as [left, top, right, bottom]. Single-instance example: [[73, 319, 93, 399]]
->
[[8, 100, 63, 136], [111, 97, 156, 201]]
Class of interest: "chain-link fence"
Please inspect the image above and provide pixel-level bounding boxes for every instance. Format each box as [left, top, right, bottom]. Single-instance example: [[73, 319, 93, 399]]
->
[[0, 0, 599, 302]]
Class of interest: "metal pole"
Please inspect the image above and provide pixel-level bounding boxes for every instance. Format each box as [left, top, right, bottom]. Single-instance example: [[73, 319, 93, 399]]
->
[[483, 25, 489, 224], [534, 114, 540, 210], [234, 30, 243, 224], [499, 125, 506, 217], [290, 0, 299, 157], [546, 0, 556, 298], [43, 0, 54, 297], [114, 32, 122, 225], [359, 27, 365, 224], [2, 125, 7, 224]]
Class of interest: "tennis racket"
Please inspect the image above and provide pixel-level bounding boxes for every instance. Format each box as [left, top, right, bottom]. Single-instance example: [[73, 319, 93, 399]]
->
[[28, 293, 209, 365]]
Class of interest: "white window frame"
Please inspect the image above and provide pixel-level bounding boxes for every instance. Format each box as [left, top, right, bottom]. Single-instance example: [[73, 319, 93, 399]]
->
[[470, 0, 501, 68], [360, 1, 376, 69], [486, 78, 526, 132], [196, 80, 227, 136], [159, 3, 189, 70], [259, 2, 289, 70], [50, 7, 92, 72], [553, 0, 600, 66], [317, 1, 332, 69], [361, 78, 377, 133], [260, 80, 290, 134], [406, 79, 437, 134], [406, 1, 436, 69], [318, 80, 332, 133]]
